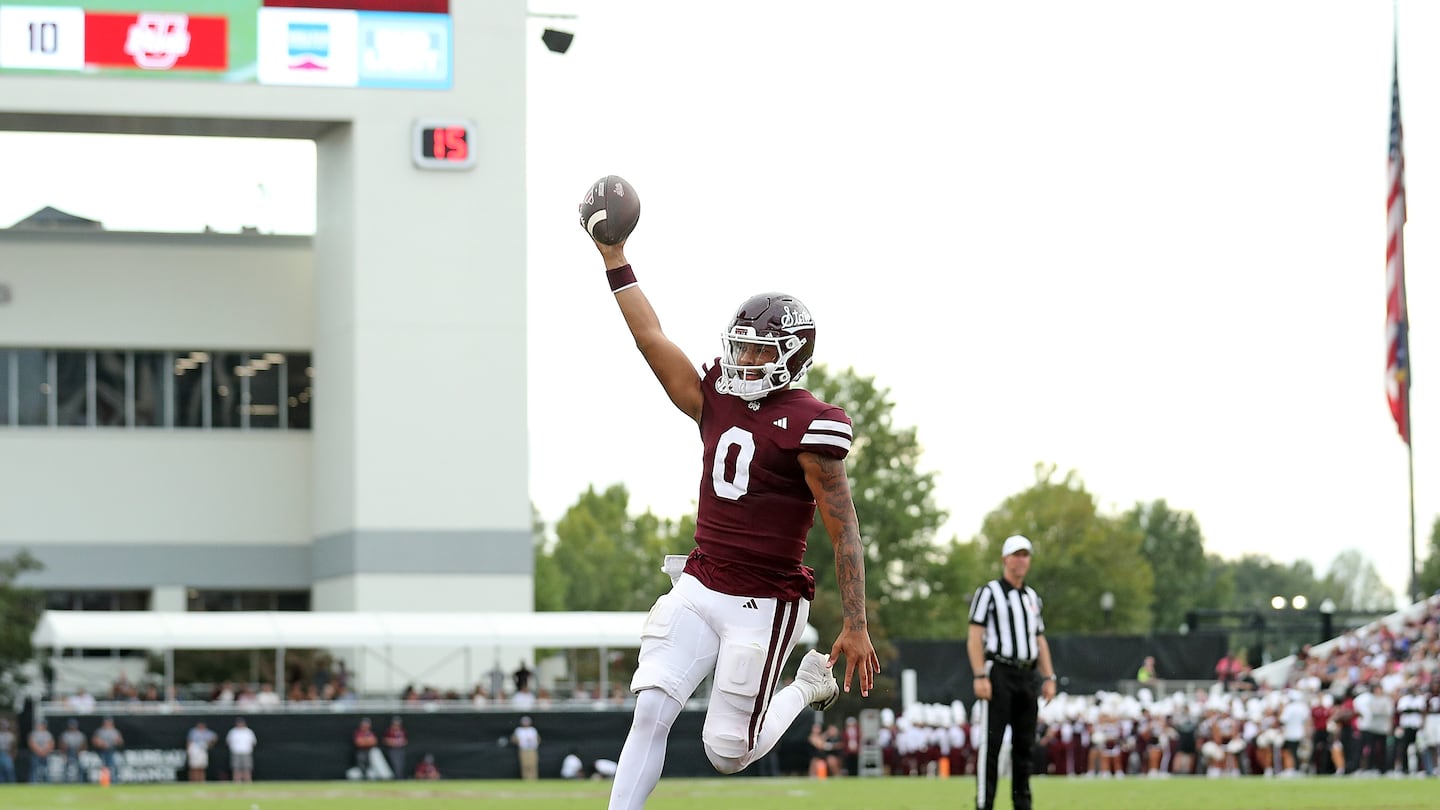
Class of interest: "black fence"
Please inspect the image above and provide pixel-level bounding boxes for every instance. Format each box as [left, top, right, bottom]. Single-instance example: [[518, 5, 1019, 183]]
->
[[17, 633, 1241, 783], [22, 709, 815, 783]]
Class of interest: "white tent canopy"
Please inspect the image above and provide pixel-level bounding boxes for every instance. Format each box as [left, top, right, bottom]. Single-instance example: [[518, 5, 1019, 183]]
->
[[32, 610, 820, 650], [32, 610, 820, 699]]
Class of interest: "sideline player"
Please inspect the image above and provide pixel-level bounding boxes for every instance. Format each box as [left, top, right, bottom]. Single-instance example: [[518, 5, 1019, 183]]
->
[[587, 219, 879, 810]]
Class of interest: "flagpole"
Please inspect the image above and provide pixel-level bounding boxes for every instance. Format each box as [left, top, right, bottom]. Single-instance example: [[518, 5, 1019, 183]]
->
[[1407, 394, 1417, 605], [1393, 1, 1418, 605]]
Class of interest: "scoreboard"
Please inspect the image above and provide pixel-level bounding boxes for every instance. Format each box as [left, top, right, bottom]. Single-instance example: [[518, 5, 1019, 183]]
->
[[0, 0, 452, 88]]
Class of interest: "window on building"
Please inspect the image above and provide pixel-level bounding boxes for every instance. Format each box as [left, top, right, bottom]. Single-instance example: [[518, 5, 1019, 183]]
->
[[1, 347, 311, 430], [134, 351, 167, 427], [173, 351, 209, 428], [211, 351, 244, 429], [247, 352, 284, 429], [0, 349, 11, 425], [288, 359, 313, 429], [95, 350, 127, 427], [55, 350, 89, 426], [15, 349, 47, 426], [44, 590, 151, 611], [187, 589, 311, 612]]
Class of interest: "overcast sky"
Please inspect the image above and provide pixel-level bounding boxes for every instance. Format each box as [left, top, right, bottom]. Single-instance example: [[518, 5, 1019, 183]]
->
[[524, 0, 1440, 606], [2, 0, 1437, 604]]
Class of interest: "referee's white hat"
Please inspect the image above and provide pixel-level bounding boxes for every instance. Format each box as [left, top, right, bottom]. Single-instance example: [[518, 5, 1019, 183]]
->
[[1001, 535, 1033, 557]]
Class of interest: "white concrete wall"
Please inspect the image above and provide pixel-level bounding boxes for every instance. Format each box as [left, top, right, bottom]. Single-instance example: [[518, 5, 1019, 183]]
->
[[0, 232, 312, 349], [0, 1, 533, 694], [305, 0, 531, 539], [0, 430, 310, 544], [311, 573, 532, 612], [0, 2, 531, 545]]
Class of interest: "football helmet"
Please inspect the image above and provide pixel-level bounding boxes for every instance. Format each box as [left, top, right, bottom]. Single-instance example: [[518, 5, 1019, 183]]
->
[[718, 292, 816, 401]]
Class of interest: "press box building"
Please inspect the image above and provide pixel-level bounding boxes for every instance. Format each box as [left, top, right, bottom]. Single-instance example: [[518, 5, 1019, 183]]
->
[[0, 0, 534, 695]]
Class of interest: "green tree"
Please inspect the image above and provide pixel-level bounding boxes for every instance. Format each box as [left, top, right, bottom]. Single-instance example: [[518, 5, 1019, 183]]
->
[[1419, 517, 1440, 598], [1126, 499, 1219, 634], [1199, 553, 1238, 618], [0, 551, 44, 706], [1201, 554, 1335, 663], [796, 366, 949, 647], [977, 465, 1153, 634], [539, 484, 695, 612], [1223, 554, 1327, 612], [890, 537, 987, 639], [1321, 549, 1397, 612], [532, 504, 568, 612]]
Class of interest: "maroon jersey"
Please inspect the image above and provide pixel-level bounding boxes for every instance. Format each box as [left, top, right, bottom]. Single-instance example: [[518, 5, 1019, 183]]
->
[[683, 360, 853, 601]]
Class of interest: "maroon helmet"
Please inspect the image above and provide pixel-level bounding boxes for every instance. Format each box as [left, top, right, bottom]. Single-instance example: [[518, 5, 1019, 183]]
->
[[719, 292, 816, 400]]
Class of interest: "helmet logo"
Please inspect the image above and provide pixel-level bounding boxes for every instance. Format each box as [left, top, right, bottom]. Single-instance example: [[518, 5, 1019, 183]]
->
[[779, 305, 812, 330]]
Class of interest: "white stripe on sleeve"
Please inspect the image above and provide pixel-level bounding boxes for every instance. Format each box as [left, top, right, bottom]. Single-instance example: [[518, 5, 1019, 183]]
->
[[808, 419, 852, 437], [800, 433, 852, 450]]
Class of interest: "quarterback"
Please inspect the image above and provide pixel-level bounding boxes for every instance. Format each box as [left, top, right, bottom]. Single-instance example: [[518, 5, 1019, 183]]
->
[[588, 230, 878, 809]]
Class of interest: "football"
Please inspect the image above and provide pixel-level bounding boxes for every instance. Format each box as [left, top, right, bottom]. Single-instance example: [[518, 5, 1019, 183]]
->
[[579, 175, 641, 245]]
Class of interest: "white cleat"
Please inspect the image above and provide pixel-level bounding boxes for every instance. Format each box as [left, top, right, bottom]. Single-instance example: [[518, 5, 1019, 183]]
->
[[795, 649, 839, 710]]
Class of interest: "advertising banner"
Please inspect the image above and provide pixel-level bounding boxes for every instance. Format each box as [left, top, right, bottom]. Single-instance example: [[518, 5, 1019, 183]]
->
[[0, 0, 450, 88]]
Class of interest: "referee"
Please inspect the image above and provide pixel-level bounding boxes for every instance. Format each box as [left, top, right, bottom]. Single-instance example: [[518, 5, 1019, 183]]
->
[[968, 535, 1056, 810]]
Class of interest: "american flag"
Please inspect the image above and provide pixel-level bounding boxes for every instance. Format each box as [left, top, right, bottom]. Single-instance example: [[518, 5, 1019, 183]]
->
[[1386, 49, 1410, 445]]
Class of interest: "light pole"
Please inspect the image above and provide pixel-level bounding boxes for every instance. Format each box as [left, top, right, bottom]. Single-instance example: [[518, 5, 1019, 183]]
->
[[1100, 591, 1115, 632], [1319, 598, 1337, 642], [1269, 595, 1307, 658]]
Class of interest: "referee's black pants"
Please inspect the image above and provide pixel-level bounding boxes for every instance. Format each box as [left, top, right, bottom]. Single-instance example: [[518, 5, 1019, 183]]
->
[[976, 663, 1038, 810], [1394, 728, 1418, 773]]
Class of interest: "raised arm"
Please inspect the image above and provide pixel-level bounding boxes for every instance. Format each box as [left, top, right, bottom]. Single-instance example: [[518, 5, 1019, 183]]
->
[[799, 450, 879, 696], [594, 240, 703, 423]]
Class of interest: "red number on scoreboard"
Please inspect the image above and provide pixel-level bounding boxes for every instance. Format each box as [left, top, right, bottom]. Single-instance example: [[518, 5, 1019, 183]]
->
[[414, 121, 475, 170], [431, 126, 468, 161]]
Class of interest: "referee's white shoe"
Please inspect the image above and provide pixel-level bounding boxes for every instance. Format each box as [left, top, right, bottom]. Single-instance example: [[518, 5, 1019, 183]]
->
[[795, 650, 839, 710]]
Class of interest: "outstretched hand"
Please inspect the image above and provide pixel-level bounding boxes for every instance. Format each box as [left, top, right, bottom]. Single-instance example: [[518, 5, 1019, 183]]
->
[[829, 627, 880, 698]]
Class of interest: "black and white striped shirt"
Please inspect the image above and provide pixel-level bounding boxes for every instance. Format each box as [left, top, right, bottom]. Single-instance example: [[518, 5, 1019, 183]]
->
[[969, 578, 1045, 664], [1397, 692, 1426, 730]]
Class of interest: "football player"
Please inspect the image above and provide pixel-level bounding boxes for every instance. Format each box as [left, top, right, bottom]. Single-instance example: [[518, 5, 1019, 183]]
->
[[590, 234, 879, 809]]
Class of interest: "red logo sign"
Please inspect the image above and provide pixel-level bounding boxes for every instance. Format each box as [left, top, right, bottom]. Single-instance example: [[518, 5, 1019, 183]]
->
[[84, 12, 228, 71]]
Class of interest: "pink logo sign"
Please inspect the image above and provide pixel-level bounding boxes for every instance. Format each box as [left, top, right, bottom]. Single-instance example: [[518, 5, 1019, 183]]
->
[[123, 13, 192, 69]]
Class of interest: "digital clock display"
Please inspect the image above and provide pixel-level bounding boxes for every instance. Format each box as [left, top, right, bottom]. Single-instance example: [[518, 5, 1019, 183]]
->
[[412, 119, 476, 170]]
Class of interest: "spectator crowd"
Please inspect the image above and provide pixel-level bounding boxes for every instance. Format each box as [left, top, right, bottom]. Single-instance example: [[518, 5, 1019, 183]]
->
[[865, 594, 1440, 780], [7, 597, 1437, 784]]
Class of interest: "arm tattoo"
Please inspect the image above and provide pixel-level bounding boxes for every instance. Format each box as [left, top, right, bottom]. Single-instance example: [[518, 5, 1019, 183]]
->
[[814, 455, 867, 631]]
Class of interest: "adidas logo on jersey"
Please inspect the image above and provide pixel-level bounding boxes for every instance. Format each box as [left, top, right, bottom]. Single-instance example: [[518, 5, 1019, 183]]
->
[[741, 598, 759, 610], [772, 417, 788, 429]]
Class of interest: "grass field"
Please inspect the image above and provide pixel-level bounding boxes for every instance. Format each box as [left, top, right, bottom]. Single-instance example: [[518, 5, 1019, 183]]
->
[[0, 776, 1435, 810]]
